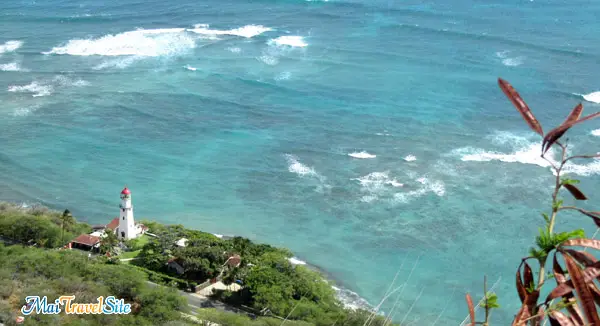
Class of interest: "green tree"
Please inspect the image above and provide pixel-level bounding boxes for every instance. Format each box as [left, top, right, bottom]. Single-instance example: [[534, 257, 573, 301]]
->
[[100, 230, 119, 255], [60, 209, 74, 244]]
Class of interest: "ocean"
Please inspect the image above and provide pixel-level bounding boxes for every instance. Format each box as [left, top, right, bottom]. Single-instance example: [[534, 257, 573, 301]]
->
[[1, 0, 600, 323]]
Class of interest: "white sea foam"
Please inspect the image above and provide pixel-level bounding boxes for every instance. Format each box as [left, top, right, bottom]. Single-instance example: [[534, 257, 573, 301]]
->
[[392, 177, 446, 204], [285, 154, 318, 176], [8, 82, 53, 97], [93, 56, 140, 70], [8, 76, 88, 97], [259, 55, 279, 65], [275, 71, 292, 81], [592, 129, 600, 137], [404, 154, 417, 162], [575, 91, 600, 104], [0, 40, 23, 54], [495, 50, 524, 67], [354, 171, 446, 204], [187, 24, 272, 38], [284, 154, 330, 192], [332, 285, 372, 311], [12, 104, 41, 117], [355, 172, 404, 191], [348, 151, 376, 159], [288, 257, 307, 265], [212, 233, 224, 239], [0, 62, 26, 72], [184, 65, 197, 71], [44, 28, 196, 57], [268, 36, 308, 48], [354, 172, 403, 202], [227, 47, 241, 53], [452, 132, 600, 176]]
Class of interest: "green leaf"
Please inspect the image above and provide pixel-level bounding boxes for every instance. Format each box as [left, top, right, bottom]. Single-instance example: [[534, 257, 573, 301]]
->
[[552, 200, 564, 211], [483, 292, 500, 309], [561, 178, 581, 186], [542, 213, 550, 224]]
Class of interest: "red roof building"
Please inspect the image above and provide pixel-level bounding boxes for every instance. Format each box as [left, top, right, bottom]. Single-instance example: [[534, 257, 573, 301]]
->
[[70, 234, 101, 252], [72, 234, 101, 246], [106, 217, 119, 231]]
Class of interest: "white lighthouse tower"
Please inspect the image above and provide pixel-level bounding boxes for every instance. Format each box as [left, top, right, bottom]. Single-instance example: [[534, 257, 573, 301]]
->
[[117, 186, 137, 240]]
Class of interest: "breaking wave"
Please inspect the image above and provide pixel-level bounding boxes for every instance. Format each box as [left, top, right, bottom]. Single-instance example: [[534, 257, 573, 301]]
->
[[593, 129, 600, 137], [0, 62, 26, 72], [0, 40, 23, 54], [44, 24, 271, 59], [452, 132, 600, 176], [268, 36, 308, 48], [187, 24, 272, 38], [348, 151, 376, 159], [44, 28, 196, 57], [289, 257, 307, 265], [8, 82, 53, 97], [8, 76, 89, 97], [404, 155, 417, 162], [574, 91, 600, 104]]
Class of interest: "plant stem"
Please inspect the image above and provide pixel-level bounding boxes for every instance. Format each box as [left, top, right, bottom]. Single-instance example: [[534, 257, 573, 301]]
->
[[537, 142, 567, 291], [484, 275, 489, 326]]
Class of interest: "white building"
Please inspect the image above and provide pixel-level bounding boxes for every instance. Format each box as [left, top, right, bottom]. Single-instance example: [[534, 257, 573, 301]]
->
[[107, 187, 147, 240]]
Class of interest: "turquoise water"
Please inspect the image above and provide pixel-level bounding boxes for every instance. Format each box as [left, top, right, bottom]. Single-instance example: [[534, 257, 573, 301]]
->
[[2, 0, 600, 323]]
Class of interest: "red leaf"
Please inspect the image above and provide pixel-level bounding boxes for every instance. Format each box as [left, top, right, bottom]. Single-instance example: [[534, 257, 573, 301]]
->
[[541, 103, 583, 154], [524, 261, 535, 289], [562, 239, 600, 250], [554, 253, 567, 284], [563, 184, 588, 200], [546, 281, 574, 301], [549, 311, 575, 326], [498, 78, 544, 136], [543, 110, 600, 154], [563, 253, 600, 324], [577, 210, 600, 228], [466, 293, 475, 326], [517, 266, 527, 303], [564, 249, 598, 267], [589, 283, 600, 306], [513, 304, 531, 326]]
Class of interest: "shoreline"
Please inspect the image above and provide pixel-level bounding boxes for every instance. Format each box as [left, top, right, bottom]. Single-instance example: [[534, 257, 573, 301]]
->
[[211, 233, 373, 311], [7, 200, 374, 312]]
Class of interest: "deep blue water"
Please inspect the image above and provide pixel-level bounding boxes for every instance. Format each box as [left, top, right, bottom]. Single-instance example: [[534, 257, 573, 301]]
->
[[2, 0, 600, 323]]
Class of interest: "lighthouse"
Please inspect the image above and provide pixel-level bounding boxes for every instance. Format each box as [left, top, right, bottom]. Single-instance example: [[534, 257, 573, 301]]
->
[[117, 186, 137, 240]]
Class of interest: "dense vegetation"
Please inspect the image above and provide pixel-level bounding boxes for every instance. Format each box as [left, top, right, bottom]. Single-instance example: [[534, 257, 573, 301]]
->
[[135, 221, 395, 325], [0, 203, 395, 325], [0, 203, 90, 249], [0, 244, 190, 325], [463, 79, 600, 325]]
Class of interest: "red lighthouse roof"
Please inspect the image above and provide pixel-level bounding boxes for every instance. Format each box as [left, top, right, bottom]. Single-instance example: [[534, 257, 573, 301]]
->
[[121, 187, 131, 195]]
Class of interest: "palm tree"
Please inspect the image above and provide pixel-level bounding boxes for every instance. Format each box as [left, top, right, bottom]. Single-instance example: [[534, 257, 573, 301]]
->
[[100, 230, 119, 255], [60, 209, 74, 245]]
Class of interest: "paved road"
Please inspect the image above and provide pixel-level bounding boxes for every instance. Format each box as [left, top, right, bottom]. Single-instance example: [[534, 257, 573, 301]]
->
[[145, 281, 246, 315]]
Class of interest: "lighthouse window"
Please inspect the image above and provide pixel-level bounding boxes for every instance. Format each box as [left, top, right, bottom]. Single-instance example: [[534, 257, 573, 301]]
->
[[123, 216, 125, 220]]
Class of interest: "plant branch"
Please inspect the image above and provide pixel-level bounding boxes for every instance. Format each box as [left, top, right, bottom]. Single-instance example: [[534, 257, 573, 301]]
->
[[563, 154, 600, 164]]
